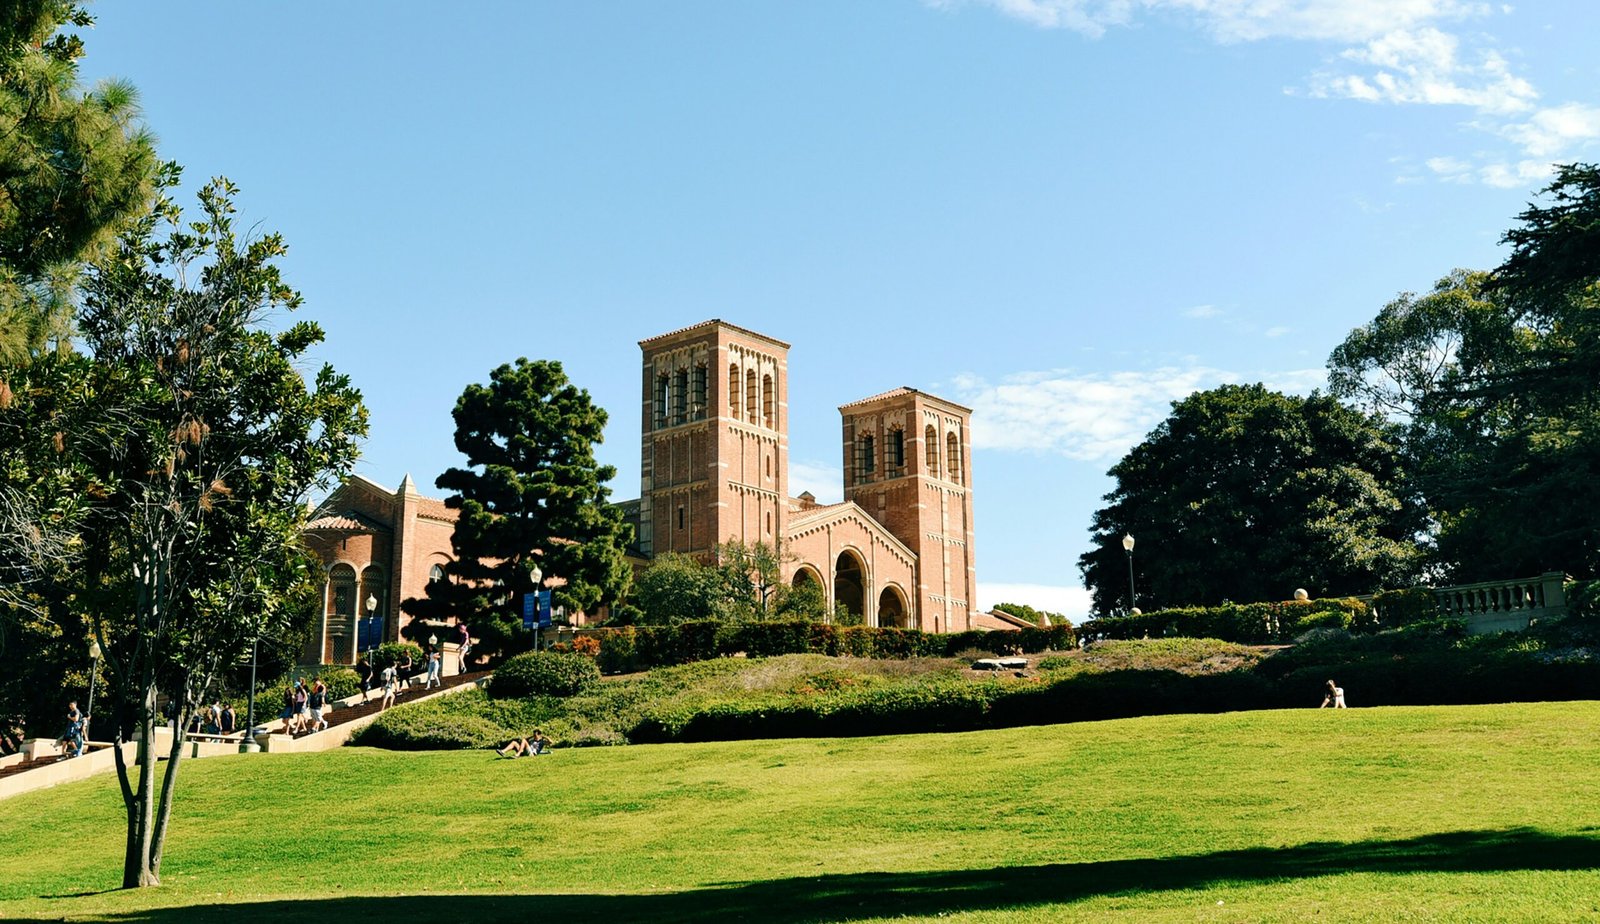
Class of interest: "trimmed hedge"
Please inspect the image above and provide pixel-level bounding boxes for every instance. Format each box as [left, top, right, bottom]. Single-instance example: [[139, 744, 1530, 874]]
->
[[1077, 598, 1372, 645], [1370, 587, 1439, 627], [588, 620, 1078, 674], [491, 651, 601, 698]]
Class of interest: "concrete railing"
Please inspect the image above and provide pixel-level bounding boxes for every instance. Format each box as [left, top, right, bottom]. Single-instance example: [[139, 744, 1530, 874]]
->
[[1434, 571, 1568, 634]]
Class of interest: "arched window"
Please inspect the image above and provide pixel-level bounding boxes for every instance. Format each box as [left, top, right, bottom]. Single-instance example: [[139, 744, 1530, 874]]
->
[[360, 565, 386, 622], [654, 373, 669, 429], [672, 367, 689, 425], [326, 564, 356, 664], [692, 363, 708, 420], [947, 432, 961, 485], [857, 433, 875, 480], [728, 364, 741, 420], [925, 425, 939, 478], [746, 369, 758, 424], [762, 374, 774, 428], [887, 428, 905, 474], [428, 564, 445, 584]]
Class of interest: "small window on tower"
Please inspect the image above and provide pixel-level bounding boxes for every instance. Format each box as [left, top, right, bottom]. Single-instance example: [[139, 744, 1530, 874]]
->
[[673, 367, 689, 425], [858, 433, 875, 481], [887, 428, 905, 474], [677, 506, 685, 530], [925, 425, 939, 478], [728, 364, 741, 420], [692, 363, 708, 420], [763, 374, 774, 428], [766, 511, 772, 534], [746, 369, 758, 423], [654, 374, 669, 429], [765, 454, 772, 478]]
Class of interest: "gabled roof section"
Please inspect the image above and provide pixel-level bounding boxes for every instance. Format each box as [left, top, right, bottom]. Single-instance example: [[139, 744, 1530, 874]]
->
[[784, 500, 917, 565], [305, 510, 391, 533], [837, 386, 973, 414], [638, 319, 791, 350]]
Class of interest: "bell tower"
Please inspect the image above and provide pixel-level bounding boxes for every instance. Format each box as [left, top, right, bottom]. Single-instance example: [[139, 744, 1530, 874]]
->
[[638, 320, 789, 560], [839, 388, 975, 632]]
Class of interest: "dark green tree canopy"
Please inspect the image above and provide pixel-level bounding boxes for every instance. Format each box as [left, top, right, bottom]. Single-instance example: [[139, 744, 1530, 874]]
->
[[403, 359, 632, 654], [1078, 384, 1423, 614]]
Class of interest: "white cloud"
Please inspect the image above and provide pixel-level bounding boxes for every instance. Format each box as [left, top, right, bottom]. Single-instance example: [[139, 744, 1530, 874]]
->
[[1500, 102, 1600, 157], [935, 0, 1598, 191], [951, 363, 1324, 463], [932, 0, 1491, 43], [1184, 303, 1222, 319], [788, 459, 843, 504], [1264, 325, 1292, 338], [1313, 28, 1537, 115], [977, 581, 1095, 620]]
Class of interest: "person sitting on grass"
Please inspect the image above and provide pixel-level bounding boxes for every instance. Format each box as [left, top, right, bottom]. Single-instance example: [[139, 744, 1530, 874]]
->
[[1319, 679, 1347, 709], [496, 730, 550, 758]]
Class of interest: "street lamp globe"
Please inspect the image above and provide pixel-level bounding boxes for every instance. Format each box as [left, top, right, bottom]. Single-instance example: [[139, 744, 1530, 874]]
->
[[1122, 534, 1135, 552], [530, 565, 543, 586], [365, 594, 377, 615], [89, 639, 102, 660]]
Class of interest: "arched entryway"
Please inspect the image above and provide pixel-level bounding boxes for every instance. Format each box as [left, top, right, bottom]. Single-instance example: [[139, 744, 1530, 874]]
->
[[834, 550, 866, 621], [878, 586, 909, 629], [792, 565, 823, 589]]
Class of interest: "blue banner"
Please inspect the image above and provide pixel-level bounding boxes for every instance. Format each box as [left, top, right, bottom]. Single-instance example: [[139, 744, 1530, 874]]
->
[[538, 590, 553, 628], [522, 592, 538, 630]]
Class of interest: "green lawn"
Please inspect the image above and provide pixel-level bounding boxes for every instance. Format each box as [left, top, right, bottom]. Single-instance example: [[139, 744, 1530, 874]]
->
[[5, 702, 1600, 922]]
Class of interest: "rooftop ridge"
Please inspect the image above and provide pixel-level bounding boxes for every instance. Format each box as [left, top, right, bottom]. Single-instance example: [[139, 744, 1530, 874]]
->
[[638, 319, 792, 350], [837, 386, 974, 414]]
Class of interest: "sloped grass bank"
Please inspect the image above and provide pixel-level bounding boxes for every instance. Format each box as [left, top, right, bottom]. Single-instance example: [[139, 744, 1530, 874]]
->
[[4, 703, 1600, 921], [358, 625, 1600, 749]]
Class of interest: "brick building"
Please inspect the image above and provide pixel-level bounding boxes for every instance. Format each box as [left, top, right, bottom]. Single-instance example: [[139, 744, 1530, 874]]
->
[[630, 320, 977, 632], [300, 474, 458, 664], [301, 319, 980, 663]]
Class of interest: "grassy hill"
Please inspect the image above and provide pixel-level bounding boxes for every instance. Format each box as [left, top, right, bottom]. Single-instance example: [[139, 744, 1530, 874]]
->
[[4, 702, 1600, 922]]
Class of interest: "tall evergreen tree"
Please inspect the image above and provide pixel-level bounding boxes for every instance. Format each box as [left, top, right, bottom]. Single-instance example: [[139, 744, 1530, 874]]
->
[[0, 1, 158, 361], [403, 359, 632, 656]]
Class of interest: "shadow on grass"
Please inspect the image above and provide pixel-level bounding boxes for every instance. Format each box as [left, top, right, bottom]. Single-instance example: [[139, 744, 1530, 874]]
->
[[56, 828, 1600, 924]]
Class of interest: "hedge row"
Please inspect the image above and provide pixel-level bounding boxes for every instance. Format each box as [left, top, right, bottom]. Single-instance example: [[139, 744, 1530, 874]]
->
[[1077, 598, 1373, 645], [589, 620, 1079, 674]]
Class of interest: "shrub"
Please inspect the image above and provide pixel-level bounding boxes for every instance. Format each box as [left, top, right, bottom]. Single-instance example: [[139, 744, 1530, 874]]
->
[[597, 626, 641, 674], [571, 634, 601, 657], [491, 651, 601, 698], [369, 642, 424, 671], [1564, 581, 1600, 619], [1371, 587, 1439, 627], [1078, 598, 1366, 645]]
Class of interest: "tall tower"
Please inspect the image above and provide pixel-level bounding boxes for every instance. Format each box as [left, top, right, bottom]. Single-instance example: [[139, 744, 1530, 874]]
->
[[839, 388, 976, 632], [638, 321, 789, 560]]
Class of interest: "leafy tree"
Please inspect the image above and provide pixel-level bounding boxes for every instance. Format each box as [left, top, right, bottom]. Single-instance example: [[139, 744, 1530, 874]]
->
[[1077, 384, 1423, 614], [0, 1, 158, 361], [632, 552, 723, 625], [403, 359, 632, 657], [1327, 269, 1596, 579], [992, 602, 1068, 626], [0, 178, 366, 887]]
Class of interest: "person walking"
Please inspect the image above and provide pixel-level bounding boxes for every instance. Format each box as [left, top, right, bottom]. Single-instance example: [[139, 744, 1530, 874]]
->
[[220, 703, 236, 735], [379, 662, 397, 711], [456, 621, 472, 673], [425, 649, 442, 690], [1319, 679, 1347, 709], [398, 651, 415, 691], [58, 702, 85, 758], [279, 685, 297, 734], [307, 680, 329, 732], [292, 680, 310, 733], [356, 658, 374, 703]]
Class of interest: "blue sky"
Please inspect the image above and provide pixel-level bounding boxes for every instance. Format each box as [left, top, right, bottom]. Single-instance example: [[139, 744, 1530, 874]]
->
[[80, 1, 1600, 618]]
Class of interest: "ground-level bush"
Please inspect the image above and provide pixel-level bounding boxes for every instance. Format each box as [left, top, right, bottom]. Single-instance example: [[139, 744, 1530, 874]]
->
[[588, 620, 1077, 674], [1078, 598, 1370, 645], [491, 651, 601, 698]]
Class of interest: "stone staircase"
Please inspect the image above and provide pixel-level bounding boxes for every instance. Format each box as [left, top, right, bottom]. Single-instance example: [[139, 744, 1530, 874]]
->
[[288, 669, 489, 738]]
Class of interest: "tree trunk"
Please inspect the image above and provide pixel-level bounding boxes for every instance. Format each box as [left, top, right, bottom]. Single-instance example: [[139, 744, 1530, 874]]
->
[[120, 682, 161, 888]]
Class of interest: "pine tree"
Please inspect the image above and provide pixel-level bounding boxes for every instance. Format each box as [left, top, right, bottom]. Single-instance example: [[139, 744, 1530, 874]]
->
[[403, 359, 632, 656], [0, 2, 159, 361]]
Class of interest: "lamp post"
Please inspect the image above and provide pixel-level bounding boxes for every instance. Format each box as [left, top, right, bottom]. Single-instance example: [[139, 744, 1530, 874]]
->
[[85, 639, 101, 743], [1122, 534, 1137, 613], [365, 593, 378, 664]]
